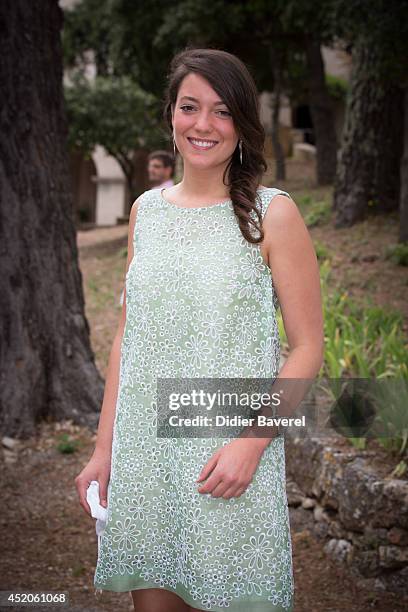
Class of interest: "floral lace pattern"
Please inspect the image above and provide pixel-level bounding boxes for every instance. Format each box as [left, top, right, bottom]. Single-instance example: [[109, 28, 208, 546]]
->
[[94, 186, 294, 611]]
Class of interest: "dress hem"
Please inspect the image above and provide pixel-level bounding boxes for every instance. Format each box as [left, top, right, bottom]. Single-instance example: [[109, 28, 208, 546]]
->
[[94, 580, 294, 612]]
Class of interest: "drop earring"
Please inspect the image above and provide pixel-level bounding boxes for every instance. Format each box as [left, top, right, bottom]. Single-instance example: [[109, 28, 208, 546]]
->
[[239, 140, 243, 164], [173, 131, 176, 157]]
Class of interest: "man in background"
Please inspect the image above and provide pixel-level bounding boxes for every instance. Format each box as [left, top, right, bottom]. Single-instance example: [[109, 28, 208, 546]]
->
[[147, 150, 175, 189]]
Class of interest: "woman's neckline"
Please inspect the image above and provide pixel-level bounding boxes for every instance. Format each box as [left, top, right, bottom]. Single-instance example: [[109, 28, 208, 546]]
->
[[159, 185, 267, 210], [160, 187, 231, 209]]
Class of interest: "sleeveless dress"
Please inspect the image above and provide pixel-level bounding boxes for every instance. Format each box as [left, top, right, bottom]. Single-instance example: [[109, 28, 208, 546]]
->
[[93, 185, 295, 611]]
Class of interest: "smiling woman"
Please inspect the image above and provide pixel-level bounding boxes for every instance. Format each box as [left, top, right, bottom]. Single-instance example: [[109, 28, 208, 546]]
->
[[159, 52, 270, 225], [77, 47, 324, 612]]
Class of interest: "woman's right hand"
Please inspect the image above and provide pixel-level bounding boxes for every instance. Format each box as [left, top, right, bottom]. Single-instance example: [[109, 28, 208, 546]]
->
[[75, 449, 111, 517]]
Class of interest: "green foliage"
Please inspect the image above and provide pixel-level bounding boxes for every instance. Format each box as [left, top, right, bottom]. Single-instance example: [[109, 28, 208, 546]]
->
[[326, 73, 348, 100], [64, 74, 165, 158], [304, 200, 331, 227], [62, 0, 177, 96], [313, 240, 331, 262], [62, 0, 114, 75], [277, 260, 408, 455], [320, 260, 407, 379], [389, 459, 407, 477], [384, 242, 408, 267], [297, 194, 313, 206], [279, 0, 337, 45], [370, 380, 408, 455], [323, 261, 407, 455], [331, 0, 408, 83], [56, 433, 81, 454]]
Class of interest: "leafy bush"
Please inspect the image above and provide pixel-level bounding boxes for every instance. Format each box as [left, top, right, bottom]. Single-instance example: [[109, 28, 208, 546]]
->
[[277, 260, 408, 456], [304, 201, 331, 227], [384, 242, 408, 266]]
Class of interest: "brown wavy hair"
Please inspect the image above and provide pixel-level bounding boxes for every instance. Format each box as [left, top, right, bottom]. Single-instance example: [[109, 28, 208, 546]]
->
[[162, 47, 268, 244]]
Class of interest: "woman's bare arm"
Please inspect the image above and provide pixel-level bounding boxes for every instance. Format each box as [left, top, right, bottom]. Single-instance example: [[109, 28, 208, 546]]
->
[[264, 194, 324, 375], [238, 194, 325, 449], [93, 198, 140, 456]]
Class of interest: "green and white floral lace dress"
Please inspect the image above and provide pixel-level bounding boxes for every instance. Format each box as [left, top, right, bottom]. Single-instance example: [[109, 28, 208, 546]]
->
[[93, 185, 295, 611]]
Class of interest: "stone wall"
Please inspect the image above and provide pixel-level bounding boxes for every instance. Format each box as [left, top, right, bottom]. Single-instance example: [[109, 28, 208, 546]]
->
[[284, 434, 408, 595]]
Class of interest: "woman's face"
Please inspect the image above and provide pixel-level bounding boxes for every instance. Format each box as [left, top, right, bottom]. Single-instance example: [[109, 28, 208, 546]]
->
[[172, 73, 239, 168]]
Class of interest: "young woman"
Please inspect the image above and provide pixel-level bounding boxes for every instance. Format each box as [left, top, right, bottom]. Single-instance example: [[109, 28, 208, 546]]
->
[[75, 47, 324, 612]]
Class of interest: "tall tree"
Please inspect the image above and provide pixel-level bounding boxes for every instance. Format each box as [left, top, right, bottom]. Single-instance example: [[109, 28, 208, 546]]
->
[[333, 0, 408, 227], [303, 34, 338, 184], [0, 0, 104, 437]]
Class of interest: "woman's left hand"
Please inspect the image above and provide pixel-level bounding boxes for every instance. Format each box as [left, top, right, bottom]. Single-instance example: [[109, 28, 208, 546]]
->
[[195, 438, 268, 499]]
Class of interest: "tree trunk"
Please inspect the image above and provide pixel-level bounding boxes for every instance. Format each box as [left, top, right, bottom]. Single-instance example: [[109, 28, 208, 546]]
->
[[373, 84, 404, 216], [0, 0, 104, 438], [400, 86, 408, 243], [333, 39, 403, 227], [269, 46, 286, 181], [304, 35, 337, 185], [124, 148, 150, 216]]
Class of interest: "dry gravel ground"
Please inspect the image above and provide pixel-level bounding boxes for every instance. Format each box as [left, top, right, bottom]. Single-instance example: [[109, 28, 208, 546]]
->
[[1, 180, 407, 611]]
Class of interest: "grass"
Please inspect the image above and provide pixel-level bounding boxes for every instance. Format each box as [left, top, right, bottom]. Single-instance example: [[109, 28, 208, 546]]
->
[[277, 258, 408, 457], [385, 242, 408, 266]]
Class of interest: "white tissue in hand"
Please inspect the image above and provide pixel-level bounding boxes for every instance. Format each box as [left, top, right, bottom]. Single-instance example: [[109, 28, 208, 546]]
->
[[86, 480, 108, 536]]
